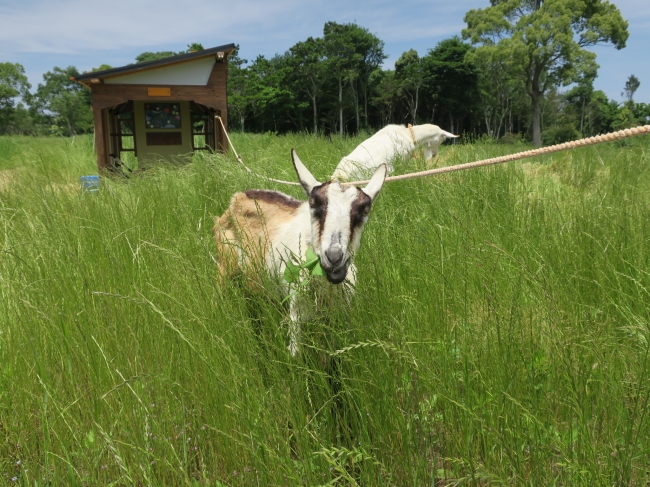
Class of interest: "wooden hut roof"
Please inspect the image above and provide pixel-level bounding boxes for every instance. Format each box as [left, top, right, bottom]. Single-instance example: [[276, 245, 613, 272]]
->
[[73, 43, 236, 87]]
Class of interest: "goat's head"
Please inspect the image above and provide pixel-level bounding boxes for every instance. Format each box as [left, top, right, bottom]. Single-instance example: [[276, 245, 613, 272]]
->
[[421, 124, 458, 161], [291, 149, 386, 285]]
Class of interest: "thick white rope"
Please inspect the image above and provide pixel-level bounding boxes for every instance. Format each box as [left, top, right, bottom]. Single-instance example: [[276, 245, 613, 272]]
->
[[216, 116, 650, 187], [342, 125, 650, 186]]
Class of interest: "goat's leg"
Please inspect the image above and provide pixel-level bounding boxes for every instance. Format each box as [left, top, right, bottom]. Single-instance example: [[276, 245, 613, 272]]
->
[[288, 289, 316, 356], [288, 294, 302, 356]]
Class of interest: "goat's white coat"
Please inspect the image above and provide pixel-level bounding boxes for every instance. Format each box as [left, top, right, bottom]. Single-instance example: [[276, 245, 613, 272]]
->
[[332, 123, 457, 181], [214, 150, 386, 355]]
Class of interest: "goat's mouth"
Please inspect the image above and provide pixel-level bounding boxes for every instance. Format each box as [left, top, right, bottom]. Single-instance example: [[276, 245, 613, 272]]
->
[[323, 261, 350, 285]]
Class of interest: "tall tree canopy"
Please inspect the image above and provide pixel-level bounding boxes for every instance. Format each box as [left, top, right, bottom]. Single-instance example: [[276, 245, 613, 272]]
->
[[289, 37, 326, 134], [0, 62, 31, 134], [32, 66, 93, 136], [463, 0, 629, 145], [421, 37, 480, 135], [135, 43, 205, 63], [323, 21, 385, 136], [622, 74, 640, 105], [395, 49, 424, 125]]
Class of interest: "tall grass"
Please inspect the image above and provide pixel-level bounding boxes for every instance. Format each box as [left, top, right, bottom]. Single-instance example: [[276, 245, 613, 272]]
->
[[1, 133, 649, 485]]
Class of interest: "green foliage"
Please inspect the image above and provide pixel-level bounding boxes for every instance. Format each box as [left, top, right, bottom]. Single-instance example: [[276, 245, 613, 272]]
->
[[498, 131, 523, 144], [135, 43, 204, 63], [0, 62, 31, 134], [370, 69, 399, 126], [7, 18, 643, 140], [135, 51, 179, 63], [395, 49, 424, 124], [541, 123, 580, 145], [186, 42, 204, 52], [288, 37, 327, 134], [2, 133, 650, 484], [91, 64, 114, 72], [422, 37, 480, 132], [32, 66, 93, 136], [622, 74, 640, 105], [463, 0, 629, 146]]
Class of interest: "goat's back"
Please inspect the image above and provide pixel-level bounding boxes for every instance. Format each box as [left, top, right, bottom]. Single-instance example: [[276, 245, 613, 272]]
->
[[213, 190, 305, 278], [333, 125, 412, 180]]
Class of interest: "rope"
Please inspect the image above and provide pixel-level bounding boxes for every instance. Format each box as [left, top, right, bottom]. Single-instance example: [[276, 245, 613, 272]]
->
[[215, 116, 300, 186], [341, 125, 650, 186], [215, 116, 650, 188]]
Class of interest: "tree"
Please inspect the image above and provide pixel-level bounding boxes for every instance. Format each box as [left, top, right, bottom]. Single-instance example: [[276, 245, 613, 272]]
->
[[422, 37, 480, 135], [186, 43, 204, 52], [135, 43, 204, 63], [247, 54, 296, 133], [135, 51, 179, 63], [0, 62, 31, 134], [227, 51, 255, 132], [371, 70, 399, 126], [345, 26, 386, 130], [289, 37, 327, 134], [323, 21, 364, 137], [32, 66, 93, 136], [463, 0, 629, 146], [469, 45, 519, 138], [395, 49, 424, 124], [622, 74, 640, 105], [564, 67, 597, 136]]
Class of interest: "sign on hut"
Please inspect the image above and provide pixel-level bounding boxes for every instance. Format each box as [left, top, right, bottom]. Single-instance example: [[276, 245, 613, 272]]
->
[[73, 43, 236, 172]]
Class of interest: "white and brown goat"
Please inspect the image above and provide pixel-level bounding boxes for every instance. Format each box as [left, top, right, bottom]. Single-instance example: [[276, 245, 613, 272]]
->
[[214, 149, 386, 355]]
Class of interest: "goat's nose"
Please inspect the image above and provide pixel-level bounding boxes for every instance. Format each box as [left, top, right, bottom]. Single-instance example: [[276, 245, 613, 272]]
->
[[325, 246, 344, 266]]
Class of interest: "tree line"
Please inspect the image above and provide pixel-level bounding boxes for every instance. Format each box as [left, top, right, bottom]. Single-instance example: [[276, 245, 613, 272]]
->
[[1, 1, 649, 146]]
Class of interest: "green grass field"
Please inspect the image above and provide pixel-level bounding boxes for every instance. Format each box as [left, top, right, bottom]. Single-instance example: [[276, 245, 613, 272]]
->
[[1, 132, 650, 485]]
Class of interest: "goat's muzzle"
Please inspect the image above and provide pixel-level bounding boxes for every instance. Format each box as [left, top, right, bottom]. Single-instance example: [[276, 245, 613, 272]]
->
[[321, 249, 350, 285], [324, 262, 349, 284]]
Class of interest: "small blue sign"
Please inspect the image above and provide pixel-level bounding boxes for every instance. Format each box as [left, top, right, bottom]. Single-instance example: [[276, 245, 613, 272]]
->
[[80, 175, 100, 193]]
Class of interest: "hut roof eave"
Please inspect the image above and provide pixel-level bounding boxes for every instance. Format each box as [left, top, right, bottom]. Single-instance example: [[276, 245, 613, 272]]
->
[[72, 43, 236, 86]]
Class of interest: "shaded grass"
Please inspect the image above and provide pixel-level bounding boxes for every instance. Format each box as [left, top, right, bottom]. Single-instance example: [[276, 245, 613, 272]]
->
[[1, 133, 650, 485]]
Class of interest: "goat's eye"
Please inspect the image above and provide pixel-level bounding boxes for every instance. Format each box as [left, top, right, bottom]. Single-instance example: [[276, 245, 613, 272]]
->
[[363, 205, 371, 216]]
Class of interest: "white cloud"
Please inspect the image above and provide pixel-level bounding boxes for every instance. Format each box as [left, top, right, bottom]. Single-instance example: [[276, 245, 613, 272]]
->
[[0, 0, 303, 55], [0, 0, 480, 56]]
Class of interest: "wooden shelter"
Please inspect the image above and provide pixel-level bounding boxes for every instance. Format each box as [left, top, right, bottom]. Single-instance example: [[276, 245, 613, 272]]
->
[[73, 43, 236, 171]]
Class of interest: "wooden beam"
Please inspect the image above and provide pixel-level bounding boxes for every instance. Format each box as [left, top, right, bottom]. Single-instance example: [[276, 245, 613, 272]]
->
[[93, 106, 109, 172]]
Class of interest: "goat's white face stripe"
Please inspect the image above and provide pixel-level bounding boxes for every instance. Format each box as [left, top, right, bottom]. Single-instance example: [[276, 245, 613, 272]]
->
[[308, 182, 372, 284]]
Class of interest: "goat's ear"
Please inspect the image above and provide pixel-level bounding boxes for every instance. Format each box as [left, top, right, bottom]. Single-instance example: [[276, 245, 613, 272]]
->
[[362, 163, 387, 201], [292, 149, 320, 195], [441, 130, 458, 139]]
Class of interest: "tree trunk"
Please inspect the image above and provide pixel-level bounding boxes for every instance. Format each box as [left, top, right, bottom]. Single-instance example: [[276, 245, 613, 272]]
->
[[363, 84, 368, 129], [355, 91, 360, 134], [413, 87, 419, 125], [339, 77, 343, 138], [580, 97, 585, 136], [531, 93, 542, 146], [312, 94, 318, 135]]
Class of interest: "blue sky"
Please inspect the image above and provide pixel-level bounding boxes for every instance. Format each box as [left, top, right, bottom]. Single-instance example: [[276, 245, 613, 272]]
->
[[1, 0, 648, 103]]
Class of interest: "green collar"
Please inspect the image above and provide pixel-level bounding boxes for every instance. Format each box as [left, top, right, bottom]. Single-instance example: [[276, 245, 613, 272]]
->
[[284, 247, 325, 283]]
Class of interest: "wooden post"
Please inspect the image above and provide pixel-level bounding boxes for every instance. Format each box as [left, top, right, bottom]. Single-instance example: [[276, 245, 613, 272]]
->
[[93, 105, 109, 171]]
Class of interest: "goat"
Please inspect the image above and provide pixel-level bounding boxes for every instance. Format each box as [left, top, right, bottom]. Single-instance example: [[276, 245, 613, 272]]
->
[[332, 123, 457, 181], [214, 149, 387, 355]]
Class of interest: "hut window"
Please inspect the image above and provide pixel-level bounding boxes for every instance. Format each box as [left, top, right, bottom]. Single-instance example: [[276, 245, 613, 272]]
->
[[191, 111, 208, 150], [109, 102, 136, 162]]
